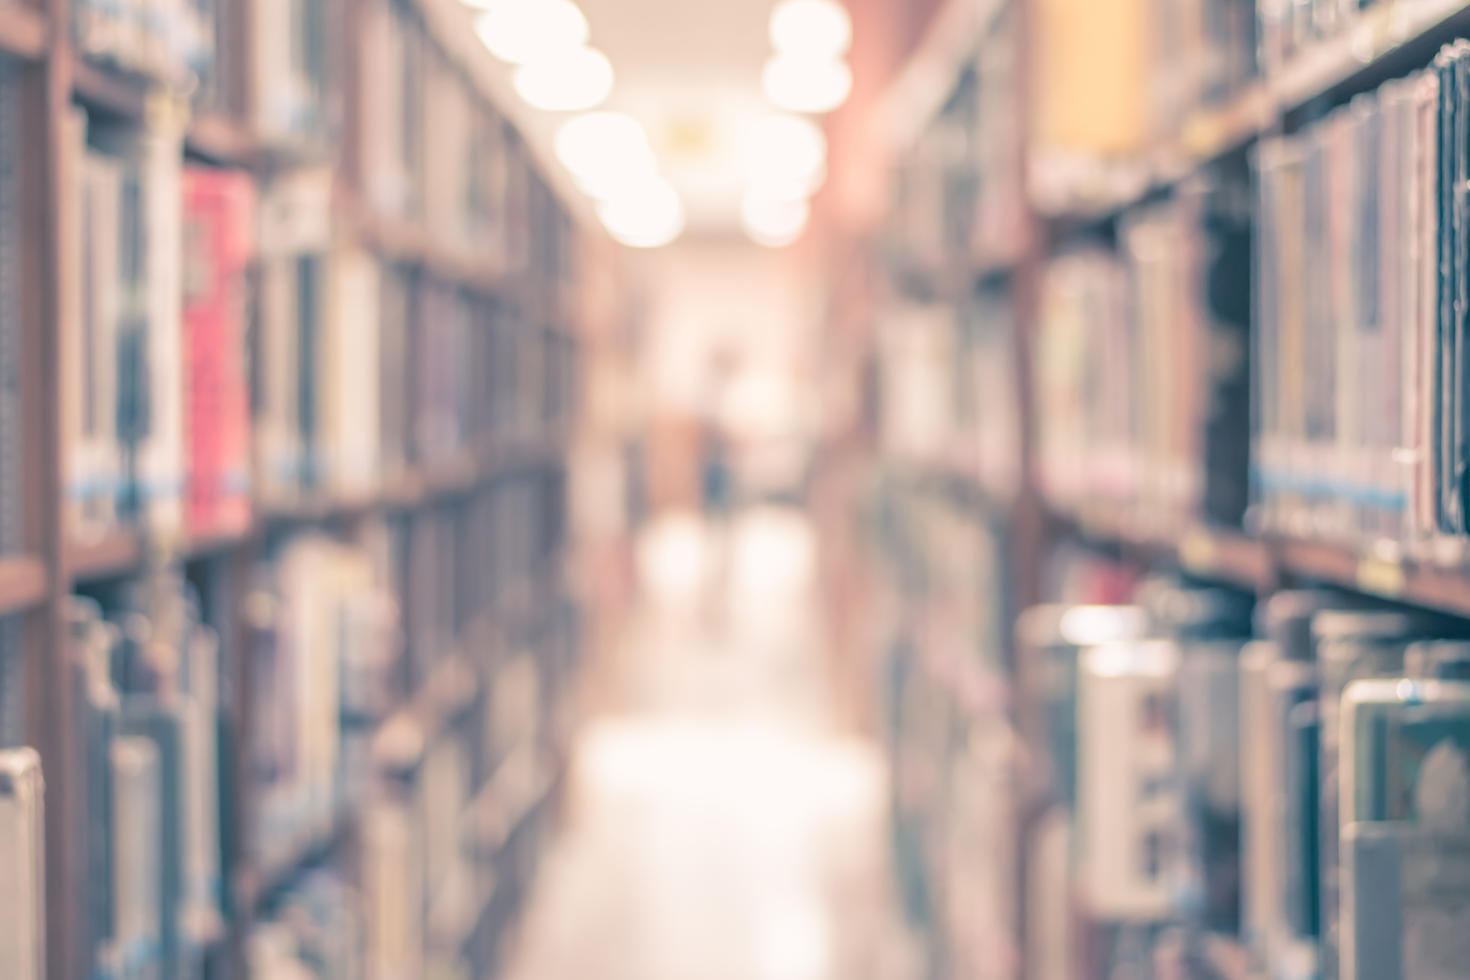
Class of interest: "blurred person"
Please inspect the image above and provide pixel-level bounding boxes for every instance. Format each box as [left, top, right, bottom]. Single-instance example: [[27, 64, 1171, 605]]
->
[[700, 348, 739, 626]]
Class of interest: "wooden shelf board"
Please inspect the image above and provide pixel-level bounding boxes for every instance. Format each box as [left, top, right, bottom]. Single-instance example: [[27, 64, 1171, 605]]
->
[[1052, 502, 1470, 616], [185, 114, 259, 166], [1276, 537, 1470, 619], [181, 522, 255, 560], [0, 4, 47, 60], [71, 60, 149, 119], [1273, 0, 1470, 113], [1052, 505, 1275, 591], [67, 529, 143, 581], [0, 555, 47, 616]]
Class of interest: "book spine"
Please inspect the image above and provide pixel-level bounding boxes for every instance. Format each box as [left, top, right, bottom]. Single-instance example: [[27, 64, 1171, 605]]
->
[[0, 62, 19, 557], [0, 747, 45, 980]]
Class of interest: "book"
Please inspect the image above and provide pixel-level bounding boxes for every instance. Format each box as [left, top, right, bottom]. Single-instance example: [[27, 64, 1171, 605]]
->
[[254, 166, 332, 504], [110, 734, 162, 979], [0, 747, 44, 980], [0, 60, 19, 560], [72, 146, 125, 539], [251, 0, 334, 145], [1339, 675, 1470, 980], [182, 166, 255, 540]]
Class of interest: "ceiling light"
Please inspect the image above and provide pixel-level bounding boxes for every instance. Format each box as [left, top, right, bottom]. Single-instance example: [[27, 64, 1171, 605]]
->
[[762, 54, 852, 114], [598, 178, 685, 248], [742, 191, 809, 248], [742, 114, 827, 195], [556, 112, 658, 197], [514, 45, 614, 112], [769, 0, 852, 58], [474, 0, 589, 65]]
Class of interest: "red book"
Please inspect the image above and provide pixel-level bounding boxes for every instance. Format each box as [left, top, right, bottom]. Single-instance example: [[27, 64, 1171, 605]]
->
[[183, 168, 255, 539]]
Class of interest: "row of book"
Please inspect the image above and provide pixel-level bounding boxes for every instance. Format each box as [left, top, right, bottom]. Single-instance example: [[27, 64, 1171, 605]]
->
[[1019, 572, 1470, 980], [1032, 0, 1256, 206], [1035, 173, 1252, 529], [65, 108, 573, 547], [1259, 0, 1408, 78], [868, 475, 1016, 978], [69, 576, 229, 979], [874, 292, 1022, 502], [884, 2, 1023, 276], [1253, 42, 1470, 552]]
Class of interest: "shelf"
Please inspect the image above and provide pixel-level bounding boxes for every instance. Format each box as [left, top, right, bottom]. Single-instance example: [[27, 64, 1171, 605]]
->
[[1052, 505, 1275, 591], [0, 4, 46, 60], [354, 206, 509, 292], [185, 114, 259, 166], [241, 807, 354, 913], [67, 529, 143, 581], [71, 60, 149, 119], [1050, 501, 1470, 618], [1274, 537, 1470, 619], [0, 555, 47, 616], [1272, 0, 1470, 113], [1036, 83, 1273, 224]]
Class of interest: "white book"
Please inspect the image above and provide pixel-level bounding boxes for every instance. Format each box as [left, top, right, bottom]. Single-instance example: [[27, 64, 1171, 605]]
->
[[323, 247, 381, 497], [1077, 640, 1181, 922], [111, 736, 162, 975], [0, 747, 44, 980], [365, 801, 424, 980], [423, 56, 469, 245], [139, 119, 185, 538], [181, 628, 223, 942], [60, 108, 88, 537], [256, 168, 333, 502], [79, 152, 123, 535], [359, 0, 407, 216]]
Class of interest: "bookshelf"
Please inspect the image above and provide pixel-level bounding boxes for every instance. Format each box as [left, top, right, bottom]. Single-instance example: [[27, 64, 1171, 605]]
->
[[0, 0, 592, 971], [852, 0, 1470, 976]]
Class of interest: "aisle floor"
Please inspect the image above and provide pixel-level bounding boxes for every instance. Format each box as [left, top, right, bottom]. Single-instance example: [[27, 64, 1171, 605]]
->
[[502, 508, 918, 980]]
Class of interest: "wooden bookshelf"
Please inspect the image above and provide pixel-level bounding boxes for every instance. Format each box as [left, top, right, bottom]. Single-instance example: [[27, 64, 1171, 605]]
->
[[0, 555, 47, 615], [21, 0, 590, 968]]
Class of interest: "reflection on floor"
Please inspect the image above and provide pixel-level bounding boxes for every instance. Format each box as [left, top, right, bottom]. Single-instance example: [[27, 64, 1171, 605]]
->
[[503, 508, 917, 980]]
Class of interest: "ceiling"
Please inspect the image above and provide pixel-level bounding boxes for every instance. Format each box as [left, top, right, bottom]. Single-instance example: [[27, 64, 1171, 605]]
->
[[434, 0, 949, 240], [575, 0, 791, 232]]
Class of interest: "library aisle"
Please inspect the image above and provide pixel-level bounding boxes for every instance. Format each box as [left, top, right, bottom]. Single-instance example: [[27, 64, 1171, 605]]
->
[[503, 508, 919, 980]]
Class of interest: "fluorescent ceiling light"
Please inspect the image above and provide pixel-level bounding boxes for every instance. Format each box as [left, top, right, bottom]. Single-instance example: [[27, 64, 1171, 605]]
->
[[556, 112, 658, 198], [598, 178, 685, 248], [763, 54, 852, 114], [514, 45, 614, 112], [769, 0, 852, 58], [475, 0, 589, 65], [742, 191, 809, 248], [742, 113, 827, 196]]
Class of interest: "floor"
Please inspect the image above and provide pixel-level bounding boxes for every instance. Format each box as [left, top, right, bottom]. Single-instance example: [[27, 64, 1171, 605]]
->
[[502, 507, 918, 980]]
